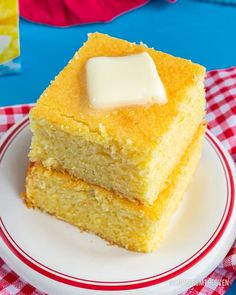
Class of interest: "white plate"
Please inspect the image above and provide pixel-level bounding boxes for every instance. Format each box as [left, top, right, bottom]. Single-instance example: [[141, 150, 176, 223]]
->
[[0, 116, 235, 295]]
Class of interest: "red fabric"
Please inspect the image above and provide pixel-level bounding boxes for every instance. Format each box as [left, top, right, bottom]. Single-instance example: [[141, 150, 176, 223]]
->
[[0, 67, 236, 294], [205, 67, 236, 161], [19, 0, 149, 27]]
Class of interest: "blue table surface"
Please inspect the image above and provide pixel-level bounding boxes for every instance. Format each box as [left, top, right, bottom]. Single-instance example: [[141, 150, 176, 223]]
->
[[0, 0, 235, 293], [228, 281, 236, 295], [1, 0, 236, 107]]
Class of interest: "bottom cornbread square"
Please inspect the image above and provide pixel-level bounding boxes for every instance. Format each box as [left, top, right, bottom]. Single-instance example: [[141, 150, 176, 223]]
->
[[24, 124, 205, 253]]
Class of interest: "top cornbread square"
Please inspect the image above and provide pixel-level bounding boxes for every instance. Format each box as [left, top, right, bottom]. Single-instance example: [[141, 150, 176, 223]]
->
[[29, 32, 205, 205]]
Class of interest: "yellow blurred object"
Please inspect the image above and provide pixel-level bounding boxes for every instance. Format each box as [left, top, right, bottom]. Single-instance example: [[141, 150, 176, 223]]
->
[[0, 0, 18, 25], [0, 25, 19, 64], [0, 0, 20, 72]]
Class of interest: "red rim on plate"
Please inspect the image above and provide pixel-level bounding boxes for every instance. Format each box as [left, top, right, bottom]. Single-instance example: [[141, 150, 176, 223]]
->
[[0, 117, 235, 291]]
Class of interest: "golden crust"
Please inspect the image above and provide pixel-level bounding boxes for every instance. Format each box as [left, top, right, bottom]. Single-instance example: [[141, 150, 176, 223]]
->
[[31, 32, 205, 150]]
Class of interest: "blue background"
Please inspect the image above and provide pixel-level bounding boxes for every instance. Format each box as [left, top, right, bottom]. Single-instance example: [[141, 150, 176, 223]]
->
[[0, 0, 235, 292], [1, 0, 236, 106], [228, 280, 236, 295]]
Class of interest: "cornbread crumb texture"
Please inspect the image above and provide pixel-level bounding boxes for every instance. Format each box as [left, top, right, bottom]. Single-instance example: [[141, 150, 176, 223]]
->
[[25, 124, 205, 253], [29, 88, 205, 205]]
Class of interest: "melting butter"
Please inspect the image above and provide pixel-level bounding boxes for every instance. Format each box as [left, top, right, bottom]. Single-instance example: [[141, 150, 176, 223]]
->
[[86, 52, 167, 109]]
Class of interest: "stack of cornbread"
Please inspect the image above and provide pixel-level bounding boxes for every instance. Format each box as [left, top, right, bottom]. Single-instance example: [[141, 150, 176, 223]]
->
[[24, 33, 206, 253]]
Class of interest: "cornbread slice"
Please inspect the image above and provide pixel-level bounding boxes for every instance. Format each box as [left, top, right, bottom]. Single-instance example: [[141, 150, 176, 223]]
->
[[29, 32, 206, 205], [25, 124, 205, 253]]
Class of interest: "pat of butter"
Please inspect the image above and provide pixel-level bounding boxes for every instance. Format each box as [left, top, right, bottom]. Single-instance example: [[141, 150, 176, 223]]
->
[[86, 52, 167, 109]]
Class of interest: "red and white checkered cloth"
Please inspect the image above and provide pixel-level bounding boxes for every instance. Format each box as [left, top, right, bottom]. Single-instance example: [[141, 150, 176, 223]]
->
[[0, 67, 235, 294]]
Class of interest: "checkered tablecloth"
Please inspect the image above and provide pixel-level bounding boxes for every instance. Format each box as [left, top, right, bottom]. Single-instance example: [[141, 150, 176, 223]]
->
[[0, 67, 236, 294]]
